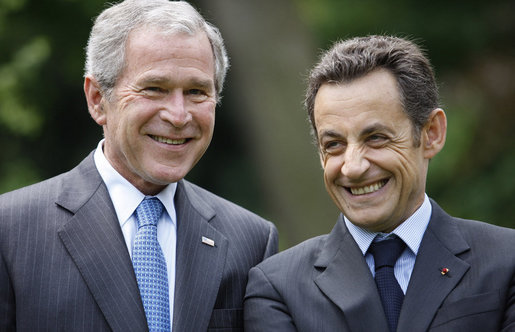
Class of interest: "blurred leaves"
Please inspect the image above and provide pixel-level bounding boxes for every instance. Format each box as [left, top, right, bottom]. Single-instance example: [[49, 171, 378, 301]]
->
[[0, 36, 49, 136], [0, 0, 104, 193]]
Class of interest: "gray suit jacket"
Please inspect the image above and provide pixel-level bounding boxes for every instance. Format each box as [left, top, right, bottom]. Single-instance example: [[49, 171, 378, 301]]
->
[[244, 200, 515, 331], [0, 152, 278, 331]]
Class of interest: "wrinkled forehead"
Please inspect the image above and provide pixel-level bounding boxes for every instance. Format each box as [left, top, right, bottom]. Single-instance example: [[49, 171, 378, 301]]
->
[[314, 71, 409, 134], [124, 27, 214, 67]]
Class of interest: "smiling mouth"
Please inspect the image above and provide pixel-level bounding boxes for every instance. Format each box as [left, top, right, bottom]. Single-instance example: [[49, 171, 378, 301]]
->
[[150, 135, 189, 145], [347, 180, 388, 196]]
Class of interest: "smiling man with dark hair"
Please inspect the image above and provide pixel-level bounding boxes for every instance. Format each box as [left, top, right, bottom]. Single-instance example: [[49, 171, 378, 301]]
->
[[244, 35, 515, 332]]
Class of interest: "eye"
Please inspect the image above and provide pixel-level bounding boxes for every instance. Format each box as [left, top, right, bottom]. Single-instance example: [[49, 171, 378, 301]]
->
[[366, 134, 388, 147], [188, 89, 203, 95], [142, 86, 167, 95], [322, 140, 346, 155], [368, 134, 383, 141], [186, 88, 210, 102]]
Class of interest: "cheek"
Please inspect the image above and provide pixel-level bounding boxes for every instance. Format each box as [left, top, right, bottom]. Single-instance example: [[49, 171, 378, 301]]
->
[[395, 148, 423, 172], [385, 150, 424, 192], [322, 156, 342, 181], [195, 107, 216, 131], [373, 146, 414, 169], [105, 102, 138, 131]]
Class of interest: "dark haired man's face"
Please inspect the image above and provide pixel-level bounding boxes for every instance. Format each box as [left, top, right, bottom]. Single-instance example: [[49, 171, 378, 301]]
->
[[315, 69, 430, 233]]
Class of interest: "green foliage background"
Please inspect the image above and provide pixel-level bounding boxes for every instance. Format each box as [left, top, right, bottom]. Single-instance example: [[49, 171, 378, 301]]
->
[[1, 0, 513, 247]]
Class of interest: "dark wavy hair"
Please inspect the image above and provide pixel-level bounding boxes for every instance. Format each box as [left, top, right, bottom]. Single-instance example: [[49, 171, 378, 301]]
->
[[305, 35, 439, 146]]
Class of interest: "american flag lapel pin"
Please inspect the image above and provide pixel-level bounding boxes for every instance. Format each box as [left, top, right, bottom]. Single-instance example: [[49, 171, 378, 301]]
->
[[202, 236, 215, 247]]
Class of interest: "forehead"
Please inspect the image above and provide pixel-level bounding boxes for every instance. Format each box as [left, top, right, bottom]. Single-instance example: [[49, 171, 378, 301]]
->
[[314, 69, 409, 134], [121, 27, 215, 81]]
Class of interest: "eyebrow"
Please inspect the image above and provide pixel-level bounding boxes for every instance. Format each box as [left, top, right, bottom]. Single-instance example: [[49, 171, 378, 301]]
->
[[188, 78, 215, 91], [360, 123, 394, 137], [318, 129, 342, 139], [140, 75, 214, 91], [318, 123, 394, 140]]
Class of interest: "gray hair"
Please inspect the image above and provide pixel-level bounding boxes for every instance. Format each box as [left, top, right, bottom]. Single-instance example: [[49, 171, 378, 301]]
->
[[85, 0, 229, 102], [305, 35, 439, 146]]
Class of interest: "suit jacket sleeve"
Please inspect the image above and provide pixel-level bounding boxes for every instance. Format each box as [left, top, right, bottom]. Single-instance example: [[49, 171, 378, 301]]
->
[[263, 222, 279, 260], [503, 271, 515, 331], [244, 265, 297, 332], [0, 248, 15, 330]]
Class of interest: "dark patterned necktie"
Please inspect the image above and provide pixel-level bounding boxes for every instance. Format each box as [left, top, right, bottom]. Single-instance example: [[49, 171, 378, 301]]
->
[[132, 197, 170, 332], [369, 236, 406, 332]]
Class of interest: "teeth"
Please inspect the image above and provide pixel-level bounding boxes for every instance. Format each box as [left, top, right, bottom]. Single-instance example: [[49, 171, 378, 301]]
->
[[350, 181, 386, 195], [151, 135, 186, 145]]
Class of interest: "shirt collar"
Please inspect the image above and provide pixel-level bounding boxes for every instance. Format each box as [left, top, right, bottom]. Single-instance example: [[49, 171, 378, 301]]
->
[[93, 140, 177, 226], [344, 194, 432, 256]]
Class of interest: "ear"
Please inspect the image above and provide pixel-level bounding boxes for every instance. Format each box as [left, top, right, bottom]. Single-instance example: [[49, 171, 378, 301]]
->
[[422, 108, 447, 159], [84, 75, 107, 126]]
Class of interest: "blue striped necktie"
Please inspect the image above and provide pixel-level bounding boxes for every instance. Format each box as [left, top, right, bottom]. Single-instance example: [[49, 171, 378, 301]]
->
[[369, 236, 406, 332], [132, 197, 170, 331]]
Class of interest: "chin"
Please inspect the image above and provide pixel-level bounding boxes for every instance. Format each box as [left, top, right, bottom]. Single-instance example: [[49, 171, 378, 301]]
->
[[144, 167, 187, 185], [345, 210, 391, 231], [156, 172, 187, 185]]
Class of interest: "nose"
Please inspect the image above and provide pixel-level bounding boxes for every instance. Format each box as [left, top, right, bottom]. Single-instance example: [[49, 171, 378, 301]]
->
[[341, 144, 370, 179], [160, 90, 192, 128]]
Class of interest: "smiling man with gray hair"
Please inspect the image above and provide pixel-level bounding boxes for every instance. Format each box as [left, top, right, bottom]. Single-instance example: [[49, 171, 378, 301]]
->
[[0, 1, 277, 331]]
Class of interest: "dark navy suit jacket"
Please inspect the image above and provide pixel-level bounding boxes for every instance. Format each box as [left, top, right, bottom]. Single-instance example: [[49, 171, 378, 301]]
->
[[245, 200, 514, 331]]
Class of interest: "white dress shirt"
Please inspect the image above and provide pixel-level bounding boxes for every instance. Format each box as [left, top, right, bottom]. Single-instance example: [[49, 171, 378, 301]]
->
[[93, 140, 177, 324], [345, 194, 432, 294]]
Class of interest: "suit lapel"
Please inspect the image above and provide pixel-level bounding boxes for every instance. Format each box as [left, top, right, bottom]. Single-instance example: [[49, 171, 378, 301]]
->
[[314, 216, 389, 331], [397, 200, 470, 332], [56, 153, 148, 332], [172, 180, 228, 332]]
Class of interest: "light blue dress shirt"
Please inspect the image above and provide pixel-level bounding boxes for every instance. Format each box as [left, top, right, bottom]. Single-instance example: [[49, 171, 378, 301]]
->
[[344, 194, 432, 294], [93, 140, 177, 325]]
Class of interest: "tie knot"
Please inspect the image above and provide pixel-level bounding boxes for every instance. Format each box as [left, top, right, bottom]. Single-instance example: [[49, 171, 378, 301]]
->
[[135, 197, 164, 228], [369, 236, 406, 270]]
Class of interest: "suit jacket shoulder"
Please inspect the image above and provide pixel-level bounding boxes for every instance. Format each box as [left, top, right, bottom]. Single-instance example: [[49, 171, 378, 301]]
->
[[0, 151, 107, 248], [0, 155, 99, 212], [451, 214, 515, 250], [249, 233, 328, 281], [398, 200, 515, 331], [180, 180, 276, 234]]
